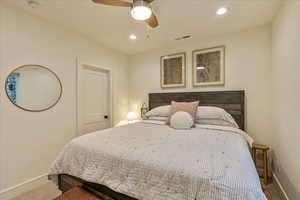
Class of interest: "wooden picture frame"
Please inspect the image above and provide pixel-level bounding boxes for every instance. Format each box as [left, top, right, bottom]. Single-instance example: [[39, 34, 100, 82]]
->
[[192, 46, 225, 87], [160, 52, 186, 88]]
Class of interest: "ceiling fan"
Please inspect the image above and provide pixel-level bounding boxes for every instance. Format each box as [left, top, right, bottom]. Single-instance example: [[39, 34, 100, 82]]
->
[[92, 0, 159, 28]]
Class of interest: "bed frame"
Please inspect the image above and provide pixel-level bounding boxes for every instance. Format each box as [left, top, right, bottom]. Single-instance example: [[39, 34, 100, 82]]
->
[[57, 174, 136, 200], [57, 90, 245, 199]]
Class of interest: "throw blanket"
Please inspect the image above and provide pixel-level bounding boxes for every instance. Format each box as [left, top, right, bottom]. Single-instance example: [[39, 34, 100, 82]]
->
[[49, 121, 266, 200]]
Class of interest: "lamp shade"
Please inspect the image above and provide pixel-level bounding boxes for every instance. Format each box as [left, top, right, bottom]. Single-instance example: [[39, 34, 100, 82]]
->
[[127, 112, 137, 121]]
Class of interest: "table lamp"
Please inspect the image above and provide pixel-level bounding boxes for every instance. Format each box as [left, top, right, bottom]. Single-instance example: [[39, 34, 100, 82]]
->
[[127, 112, 137, 123]]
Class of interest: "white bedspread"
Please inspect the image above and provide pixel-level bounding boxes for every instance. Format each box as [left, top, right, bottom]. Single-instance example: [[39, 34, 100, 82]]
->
[[49, 121, 266, 200]]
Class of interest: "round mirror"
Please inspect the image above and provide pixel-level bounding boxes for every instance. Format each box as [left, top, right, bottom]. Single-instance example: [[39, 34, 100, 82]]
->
[[5, 65, 62, 112]]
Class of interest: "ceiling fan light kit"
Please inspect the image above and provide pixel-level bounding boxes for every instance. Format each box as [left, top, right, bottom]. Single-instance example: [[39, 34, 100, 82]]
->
[[92, 0, 158, 28], [131, 0, 152, 21]]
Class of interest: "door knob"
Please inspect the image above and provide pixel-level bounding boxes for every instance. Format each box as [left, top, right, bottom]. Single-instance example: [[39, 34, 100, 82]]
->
[[104, 115, 108, 119]]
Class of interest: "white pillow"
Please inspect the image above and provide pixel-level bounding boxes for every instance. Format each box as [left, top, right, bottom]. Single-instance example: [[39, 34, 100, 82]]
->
[[144, 105, 170, 118], [196, 106, 239, 128], [196, 119, 238, 128], [197, 106, 229, 119], [170, 111, 193, 129], [147, 116, 168, 121]]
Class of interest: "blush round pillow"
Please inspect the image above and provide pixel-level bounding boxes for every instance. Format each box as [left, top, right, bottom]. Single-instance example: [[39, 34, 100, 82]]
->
[[170, 111, 193, 129]]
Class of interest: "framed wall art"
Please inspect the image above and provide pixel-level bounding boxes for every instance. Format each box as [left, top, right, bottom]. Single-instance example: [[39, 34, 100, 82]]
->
[[160, 52, 186, 88], [192, 46, 225, 87]]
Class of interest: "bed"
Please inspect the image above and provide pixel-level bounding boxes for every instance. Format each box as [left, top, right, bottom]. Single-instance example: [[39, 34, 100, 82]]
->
[[49, 91, 267, 200]]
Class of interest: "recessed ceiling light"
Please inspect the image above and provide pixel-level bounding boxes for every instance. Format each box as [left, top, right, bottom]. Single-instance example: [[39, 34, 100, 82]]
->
[[216, 7, 227, 16], [129, 34, 137, 40], [197, 66, 205, 70]]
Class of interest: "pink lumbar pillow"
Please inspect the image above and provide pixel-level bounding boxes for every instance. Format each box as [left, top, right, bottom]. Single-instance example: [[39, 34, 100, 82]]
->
[[167, 101, 199, 125]]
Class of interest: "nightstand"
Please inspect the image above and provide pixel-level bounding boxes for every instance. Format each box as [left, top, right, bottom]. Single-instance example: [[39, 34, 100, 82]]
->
[[262, 184, 272, 200], [252, 144, 270, 185]]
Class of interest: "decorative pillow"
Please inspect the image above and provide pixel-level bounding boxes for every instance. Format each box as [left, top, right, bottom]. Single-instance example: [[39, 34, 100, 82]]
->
[[170, 111, 193, 129], [167, 101, 199, 125]]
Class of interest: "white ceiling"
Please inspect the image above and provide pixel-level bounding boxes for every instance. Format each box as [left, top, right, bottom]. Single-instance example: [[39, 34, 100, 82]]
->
[[3, 0, 281, 55]]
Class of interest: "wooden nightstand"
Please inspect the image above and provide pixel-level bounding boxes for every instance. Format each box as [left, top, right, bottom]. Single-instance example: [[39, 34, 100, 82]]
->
[[252, 144, 270, 185], [262, 184, 272, 200]]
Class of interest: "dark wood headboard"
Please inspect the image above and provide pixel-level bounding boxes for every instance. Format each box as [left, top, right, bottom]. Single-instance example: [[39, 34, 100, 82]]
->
[[149, 91, 245, 130]]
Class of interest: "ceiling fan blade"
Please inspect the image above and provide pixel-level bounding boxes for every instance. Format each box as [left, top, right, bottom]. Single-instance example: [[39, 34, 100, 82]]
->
[[144, 0, 155, 3], [145, 13, 159, 28], [92, 0, 132, 7]]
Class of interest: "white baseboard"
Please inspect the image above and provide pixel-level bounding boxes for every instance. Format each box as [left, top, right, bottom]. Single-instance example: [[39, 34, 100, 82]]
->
[[0, 174, 48, 200], [272, 173, 290, 200]]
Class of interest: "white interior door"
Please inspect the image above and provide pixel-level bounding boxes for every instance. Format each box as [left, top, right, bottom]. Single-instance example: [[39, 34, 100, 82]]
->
[[78, 65, 111, 136]]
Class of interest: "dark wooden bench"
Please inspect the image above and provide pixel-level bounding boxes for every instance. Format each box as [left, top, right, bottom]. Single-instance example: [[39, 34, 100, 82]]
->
[[54, 187, 103, 200], [58, 174, 136, 200]]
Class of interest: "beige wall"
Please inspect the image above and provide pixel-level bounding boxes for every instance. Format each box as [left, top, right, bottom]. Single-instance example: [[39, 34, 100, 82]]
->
[[0, 3, 128, 192], [0, 3, 5, 191], [129, 26, 272, 145], [1, 1, 299, 199], [271, 1, 300, 199]]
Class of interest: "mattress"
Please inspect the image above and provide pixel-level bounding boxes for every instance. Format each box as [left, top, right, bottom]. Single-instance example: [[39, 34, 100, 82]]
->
[[49, 121, 266, 200]]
